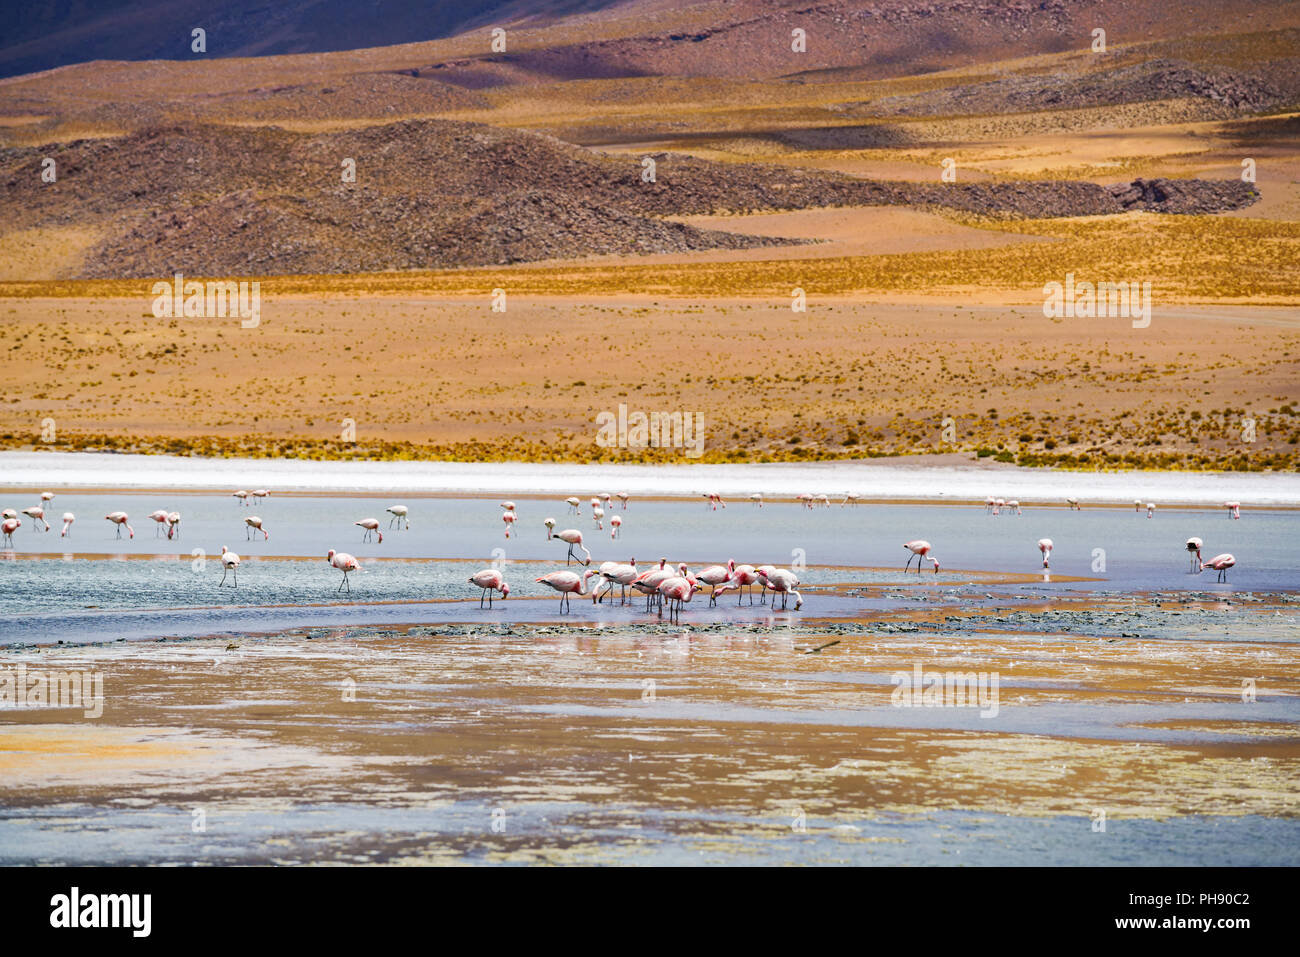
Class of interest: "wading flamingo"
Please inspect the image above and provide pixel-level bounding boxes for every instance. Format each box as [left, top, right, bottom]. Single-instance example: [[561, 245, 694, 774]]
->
[[1201, 553, 1235, 583], [1134, 500, 1142, 513], [755, 564, 777, 604], [106, 511, 134, 539], [1147, 503, 1156, 518], [1, 518, 19, 546], [610, 515, 622, 539], [1006, 500, 1022, 515], [469, 569, 510, 608], [387, 505, 410, 529], [166, 511, 181, 539], [592, 506, 605, 529], [903, 540, 940, 574], [596, 559, 638, 604], [765, 568, 803, 610], [40, 491, 54, 503], [245, 516, 269, 540], [720, 563, 761, 605], [658, 574, 697, 623], [750, 493, 763, 507], [1225, 501, 1241, 520], [328, 549, 360, 592], [554, 528, 591, 565], [500, 501, 516, 512], [355, 518, 383, 543], [565, 497, 581, 514], [1066, 497, 1080, 510], [148, 509, 170, 536], [21, 506, 50, 531], [616, 492, 629, 509], [219, 546, 240, 587], [695, 560, 736, 606], [985, 497, 995, 513], [535, 569, 600, 613], [1038, 538, 1053, 569], [544, 517, 556, 539], [233, 490, 250, 506], [502, 510, 516, 538], [1186, 537, 1203, 572], [252, 489, 270, 504], [60, 513, 75, 537], [842, 493, 861, 506], [632, 559, 672, 611], [1, 509, 15, 520]]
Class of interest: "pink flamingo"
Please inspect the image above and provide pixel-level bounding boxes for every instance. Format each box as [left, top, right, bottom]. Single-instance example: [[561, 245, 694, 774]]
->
[[500, 501, 516, 512], [1066, 497, 1080, 510], [1037, 538, 1053, 569], [716, 563, 761, 605], [1134, 500, 1143, 512], [60, 512, 75, 537], [616, 492, 629, 509], [593, 506, 605, 530], [106, 511, 134, 539], [245, 516, 269, 540], [233, 490, 250, 506], [750, 493, 763, 507], [985, 497, 995, 513], [148, 509, 170, 536], [754, 564, 777, 603], [765, 568, 803, 610], [695, 559, 736, 606], [469, 569, 510, 607], [565, 497, 581, 514], [596, 559, 638, 604], [252, 489, 270, 504], [553, 528, 590, 565], [327, 549, 360, 591], [903, 540, 940, 573], [992, 498, 1004, 516], [535, 569, 600, 613], [40, 491, 54, 503], [1201, 553, 1235, 582], [1186, 537, 1203, 572], [219, 546, 240, 587], [610, 515, 622, 538], [502, 511, 516, 538], [21, 506, 49, 532], [1224, 501, 1241, 520], [1, 518, 19, 546], [1147, 502, 1156, 518], [355, 518, 382, 543], [657, 574, 697, 623], [1007, 500, 1022, 515], [166, 511, 181, 539], [543, 517, 556, 539], [632, 558, 672, 610], [387, 505, 410, 529], [1, 509, 15, 520]]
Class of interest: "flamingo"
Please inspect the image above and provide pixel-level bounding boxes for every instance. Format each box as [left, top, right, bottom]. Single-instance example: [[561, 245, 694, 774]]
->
[[355, 518, 383, 543], [1037, 538, 1053, 569], [590, 497, 602, 513], [21, 506, 50, 531], [233, 490, 250, 506], [535, 569, 600, 613], [815, 493, 830, 508], [765, 568, 803, 610], [903, 540, 940, 573], [755, 564, 777, 603], [1147, 502, 1156, 518], [469, 569, 510, 607], [387, 505, 410, 529], [1225, 501, 1241, 520], [1066, 497, 1080, 510], [245, 516, 269, 540], [1186, 537, 1203, 572], [500, 501, 516, 512], [60, 512, 75, 537], [631, 559, 672, 610], [327, 549, 360, 591], [722, 563, 761, 605], [252, 489, 270, 503], [985, 497, 995, 513], [593, 506, 605, 529], [750, 493, 763, 507], [992, 498, 1004, 516], [166, 511, 181, 539], [40, 492, 54, 503], [596, 559, 638, 604], [544, 517, 556, 538], [502, 510, 516, 538], [1201, 553, 1235, 583], [105, 511, 134, 539], [1, 509, 14, 520], [695, 560, 736, 606], [1, 518, 19, 546], [565, 496, 581, 514], [148, 509, 171, 536], [704, 493, 726, 510], [657, 574, 697, 623], [1006, 500, 1022, 515], [554, 528, 590, 565], [219, 546, 240, 586], [610, 514, 622, 539], [616, 492, 629, 509], [842, 493, 861, 506]]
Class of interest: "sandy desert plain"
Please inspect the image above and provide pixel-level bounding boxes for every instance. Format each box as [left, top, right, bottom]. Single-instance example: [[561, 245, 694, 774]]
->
[[0, 0, 1298, 867]]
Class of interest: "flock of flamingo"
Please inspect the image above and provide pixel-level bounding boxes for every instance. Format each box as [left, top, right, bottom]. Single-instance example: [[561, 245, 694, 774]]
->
[[0, 488, 1243, 608]]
